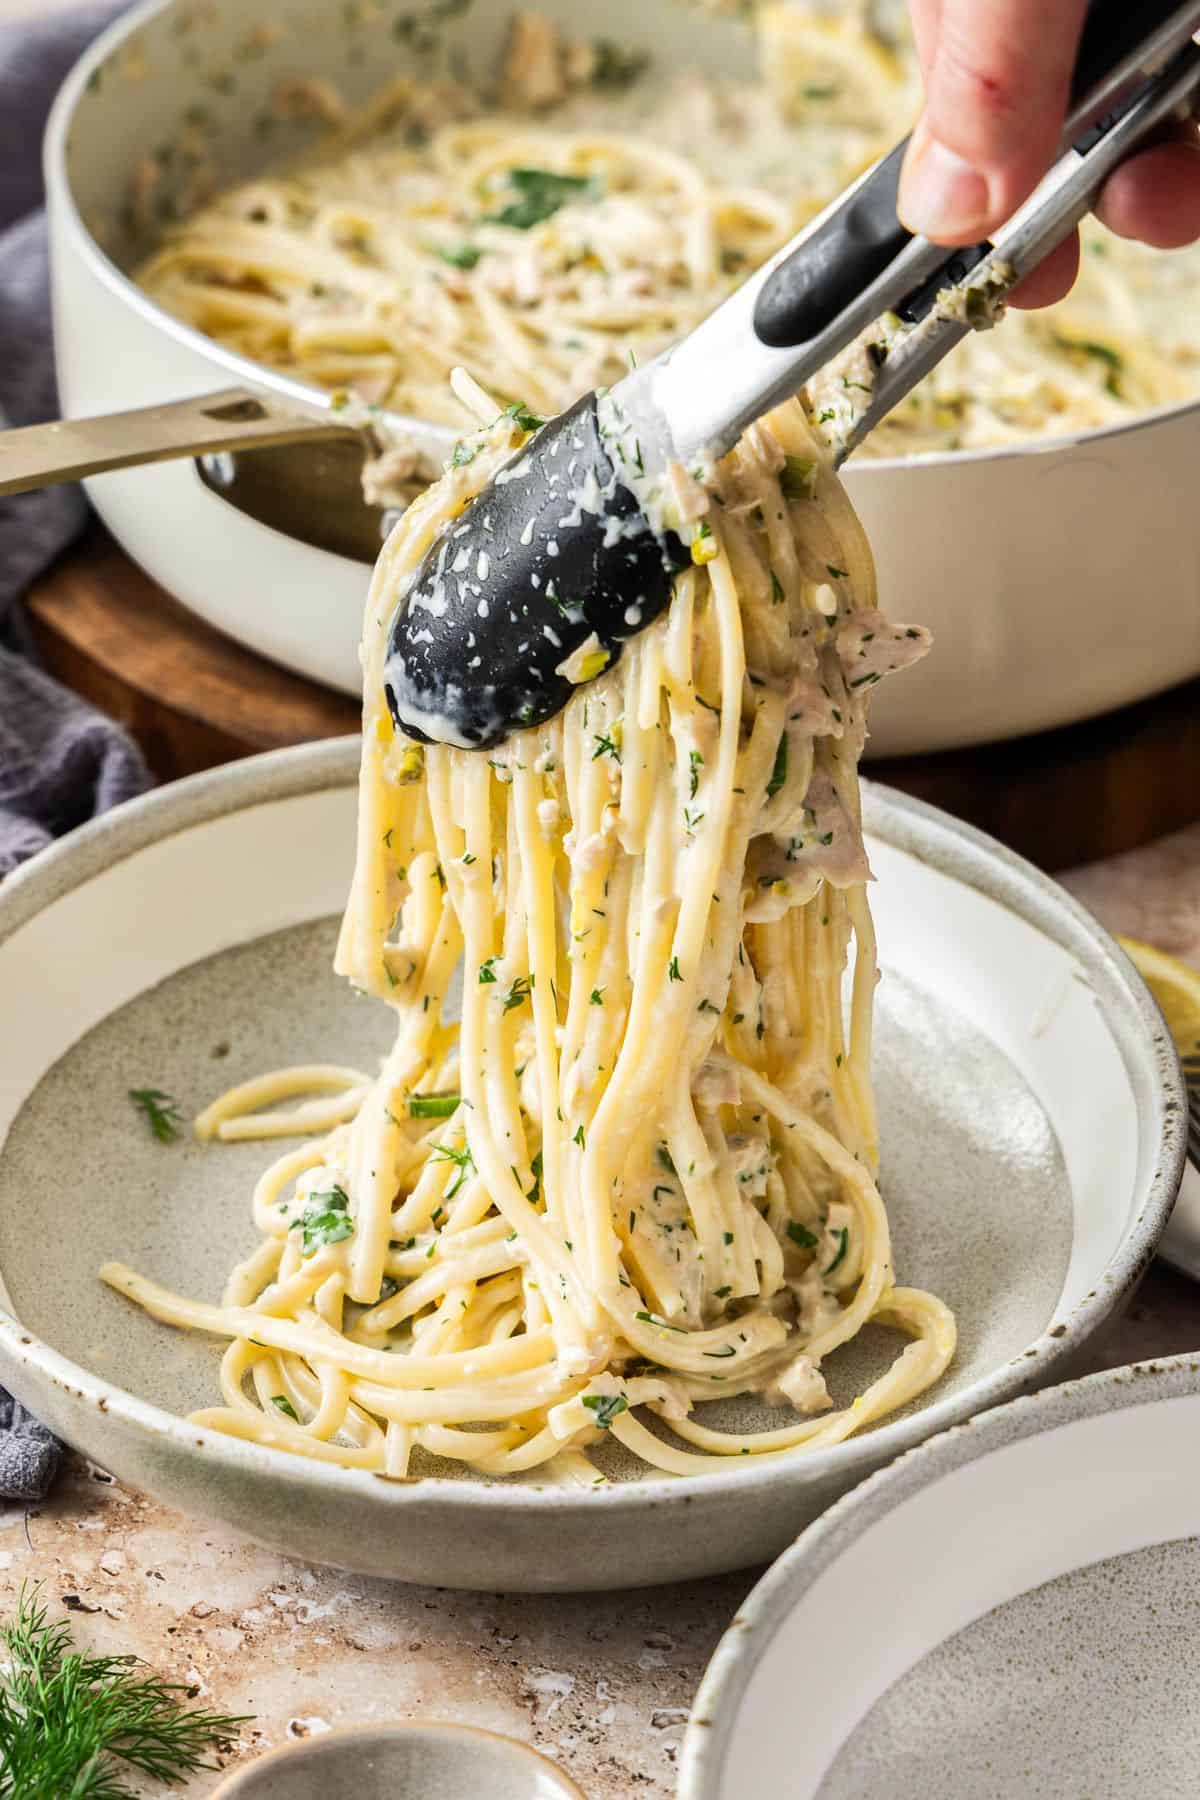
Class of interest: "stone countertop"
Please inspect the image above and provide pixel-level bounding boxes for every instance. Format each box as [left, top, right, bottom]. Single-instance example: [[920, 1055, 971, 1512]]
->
[[5, 1458, 745, 1797], [7, 823, 1199, 1798]]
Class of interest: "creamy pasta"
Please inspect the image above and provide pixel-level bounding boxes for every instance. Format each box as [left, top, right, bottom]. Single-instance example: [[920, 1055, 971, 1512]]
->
[[100, 382, 956, 1482], [137, 5, 1200, 465]]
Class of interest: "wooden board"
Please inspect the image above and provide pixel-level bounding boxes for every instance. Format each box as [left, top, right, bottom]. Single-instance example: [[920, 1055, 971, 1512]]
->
[[26, 525, 1200, 871], [26, 526, 360, 785]]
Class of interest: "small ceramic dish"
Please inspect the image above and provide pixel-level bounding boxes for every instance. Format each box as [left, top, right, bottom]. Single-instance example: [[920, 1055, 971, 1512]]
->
[[210, 1723, 583, 1800], [681, 1351, 1200, 1799], [0, 740, 1182, 1590]]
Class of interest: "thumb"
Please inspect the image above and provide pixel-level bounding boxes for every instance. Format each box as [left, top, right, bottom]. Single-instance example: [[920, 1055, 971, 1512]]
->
[[898, 0, 1089, 243]]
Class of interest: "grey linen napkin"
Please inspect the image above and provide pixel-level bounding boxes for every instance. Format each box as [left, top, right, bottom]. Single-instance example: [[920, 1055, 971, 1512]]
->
[[0, 1, 146, 1499]]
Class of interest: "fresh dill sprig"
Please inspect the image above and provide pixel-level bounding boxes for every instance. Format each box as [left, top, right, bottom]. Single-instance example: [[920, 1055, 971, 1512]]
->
[[128, 1088, 183, 1145], [0, 1584, 250, 1798], [430, 1142, 474, 1199]]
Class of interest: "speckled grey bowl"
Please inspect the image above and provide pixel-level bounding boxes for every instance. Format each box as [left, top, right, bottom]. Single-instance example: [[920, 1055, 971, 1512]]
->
[[681, 1352, 1200, 1799], [210, 1723, 583, 1800], [0, 739, 1183, 1591]]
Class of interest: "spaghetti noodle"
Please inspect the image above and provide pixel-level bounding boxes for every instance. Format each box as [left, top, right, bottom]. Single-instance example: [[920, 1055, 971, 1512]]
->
[[101, 381, 956, 1482]]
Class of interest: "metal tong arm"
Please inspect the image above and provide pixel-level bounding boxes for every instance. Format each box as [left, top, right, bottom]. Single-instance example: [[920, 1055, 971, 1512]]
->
[[843, 35, 1200, 459], [648, 0, 1200, 467], [755, 0, 1200, 350], [0, 387, 358, 497]]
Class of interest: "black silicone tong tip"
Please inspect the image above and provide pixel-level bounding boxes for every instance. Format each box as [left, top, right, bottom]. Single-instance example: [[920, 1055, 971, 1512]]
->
[[384, 393, 687, 750]]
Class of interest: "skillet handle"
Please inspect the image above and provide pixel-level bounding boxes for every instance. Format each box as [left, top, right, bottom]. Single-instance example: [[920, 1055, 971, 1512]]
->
[[0, 387, 354, 496]]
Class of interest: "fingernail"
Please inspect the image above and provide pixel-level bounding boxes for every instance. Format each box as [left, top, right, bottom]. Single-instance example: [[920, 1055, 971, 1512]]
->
[[898, 128, 990, 240]]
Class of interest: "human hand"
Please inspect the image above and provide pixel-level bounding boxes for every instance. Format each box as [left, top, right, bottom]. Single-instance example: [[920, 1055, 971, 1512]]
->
[[898, 0, 1200, 308]]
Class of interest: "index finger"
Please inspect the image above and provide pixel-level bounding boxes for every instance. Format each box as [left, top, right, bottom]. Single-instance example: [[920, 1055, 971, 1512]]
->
[[900, 0, 1090, 243]]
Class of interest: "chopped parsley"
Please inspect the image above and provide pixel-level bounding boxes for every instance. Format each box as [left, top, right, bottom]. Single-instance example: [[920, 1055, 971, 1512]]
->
[[478, 957, 499, 984], [451, 440, 479, 468], [770, 570, 785, 606], [500, 399, 546, 432], [502, 975, 532, 1014], [668, 956, 682, 982], [786, 1220, 819, 1250], [488, 168, 597, 231], [688, 749, 704, 798], [824, 1226, 850, 1275], [271, 1394, 299, 1422], [296, 1185, 354, 1256], [592, 731, 622, 763], [436, 243, 482, 270], [128, 1088, 183, 1144], [590, 987, 605, 1005], [582, 1392, 630, 1428]]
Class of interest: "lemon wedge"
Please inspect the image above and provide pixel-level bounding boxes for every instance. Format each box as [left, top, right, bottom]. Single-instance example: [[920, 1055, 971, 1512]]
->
[[1117, 936, 1200, 1060]]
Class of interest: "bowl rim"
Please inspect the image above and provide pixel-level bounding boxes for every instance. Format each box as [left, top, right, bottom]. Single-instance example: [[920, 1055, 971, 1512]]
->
[[43, 0, 1200, 479], [0, 736, 1184, 1524], [677, 1349, 1200, 1799], [209, 1720, 586, 1798]]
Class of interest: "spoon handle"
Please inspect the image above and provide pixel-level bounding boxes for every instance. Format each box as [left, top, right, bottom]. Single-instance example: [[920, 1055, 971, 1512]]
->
[[0, 386, 356, 496]]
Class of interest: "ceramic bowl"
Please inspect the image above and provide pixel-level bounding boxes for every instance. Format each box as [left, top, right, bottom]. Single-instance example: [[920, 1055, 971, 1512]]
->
[[211, 1723, 582, 1800], [0, 740, 1182, 1589], [681, 1351, 1200, 1799], [44, 0, 1200, 753]]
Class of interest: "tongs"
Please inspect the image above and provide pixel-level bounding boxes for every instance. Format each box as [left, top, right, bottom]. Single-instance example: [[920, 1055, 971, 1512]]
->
[[384, 0, 1200, 749]]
